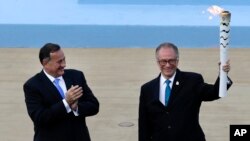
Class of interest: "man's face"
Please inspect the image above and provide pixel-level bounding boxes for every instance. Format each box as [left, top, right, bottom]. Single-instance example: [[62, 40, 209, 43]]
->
[[157, 47, 179, 79], [43, 49, 66, 77]]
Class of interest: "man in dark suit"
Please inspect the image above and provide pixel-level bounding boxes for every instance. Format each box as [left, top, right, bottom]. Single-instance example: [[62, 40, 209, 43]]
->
[[139, 42, 232, 141], [23, 43, 99, 141]]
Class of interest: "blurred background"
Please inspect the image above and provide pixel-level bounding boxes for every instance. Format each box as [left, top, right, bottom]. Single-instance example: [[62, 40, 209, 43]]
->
[[0, 0, 249, 48]]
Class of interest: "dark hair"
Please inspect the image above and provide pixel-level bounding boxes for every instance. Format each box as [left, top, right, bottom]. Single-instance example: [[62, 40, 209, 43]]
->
[[155, 42, 179, 59], [39, 43, 61, 64]]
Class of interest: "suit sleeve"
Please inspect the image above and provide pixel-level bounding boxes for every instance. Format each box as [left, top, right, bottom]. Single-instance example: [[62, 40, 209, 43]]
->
[[139, 85, 152, 141], [200, 75, 233, 101], [23, 81, 68, 128], [77, 72, 99, 117]]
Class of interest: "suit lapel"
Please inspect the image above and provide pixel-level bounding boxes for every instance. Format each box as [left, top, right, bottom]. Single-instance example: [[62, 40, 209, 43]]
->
[[62, 71, 73, 90], [152, 75, 160, 101], [39, 71, 63, 100], [40, 70, 75, 100], [151, 74, 165, 107], [168, 69, 185, 108]]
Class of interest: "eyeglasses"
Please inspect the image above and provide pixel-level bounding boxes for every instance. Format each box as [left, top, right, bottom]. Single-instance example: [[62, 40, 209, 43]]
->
[[158, 59, 178, 66]]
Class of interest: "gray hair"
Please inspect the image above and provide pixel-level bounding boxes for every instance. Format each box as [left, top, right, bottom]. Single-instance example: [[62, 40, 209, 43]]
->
[[155, 42, 179, 59]]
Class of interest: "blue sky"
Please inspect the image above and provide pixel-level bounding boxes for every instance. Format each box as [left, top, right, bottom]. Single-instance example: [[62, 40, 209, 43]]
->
[[78, 0, 250, 5], [0, 0, 249, 26]]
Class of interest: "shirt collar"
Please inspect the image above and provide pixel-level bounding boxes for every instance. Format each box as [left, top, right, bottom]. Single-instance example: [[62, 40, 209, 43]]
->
[[160, 72, 176, 85], [43, 69, 63, 82]]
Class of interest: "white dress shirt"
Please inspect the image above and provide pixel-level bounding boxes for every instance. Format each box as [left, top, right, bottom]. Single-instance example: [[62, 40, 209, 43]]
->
[[159, 72, 176, 106], [43, 70, 79, 116]]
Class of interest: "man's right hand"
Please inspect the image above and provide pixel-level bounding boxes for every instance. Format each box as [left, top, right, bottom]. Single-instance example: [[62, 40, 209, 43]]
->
[[65, 85, 83, 106]]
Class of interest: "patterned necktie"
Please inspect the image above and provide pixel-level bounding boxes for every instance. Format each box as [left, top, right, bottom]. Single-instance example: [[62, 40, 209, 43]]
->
[[165, 80, 171, 106], [54, 78, 65, 98]]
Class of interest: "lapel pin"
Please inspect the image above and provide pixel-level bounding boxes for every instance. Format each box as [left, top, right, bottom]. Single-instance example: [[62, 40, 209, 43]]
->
[[176, 81, 179, 85]]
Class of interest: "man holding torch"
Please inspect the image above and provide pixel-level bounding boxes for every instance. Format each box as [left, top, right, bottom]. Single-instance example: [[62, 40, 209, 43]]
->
[[138, 42, 232, 141]]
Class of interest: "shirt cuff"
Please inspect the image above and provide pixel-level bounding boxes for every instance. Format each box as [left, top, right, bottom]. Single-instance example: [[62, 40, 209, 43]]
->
[[73, 108, 79, 116], [62, 99, 79, 116], [227, 77, 232, 84], [62, 99, 72, 113]]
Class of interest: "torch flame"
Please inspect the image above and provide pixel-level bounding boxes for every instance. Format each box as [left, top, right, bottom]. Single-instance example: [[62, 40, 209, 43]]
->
[[207, 5, 224, 16]]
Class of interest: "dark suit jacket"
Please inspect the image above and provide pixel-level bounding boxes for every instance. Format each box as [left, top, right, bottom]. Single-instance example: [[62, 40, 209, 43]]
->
[[139, 69, 232, 141], [23, 69, 99, 141]]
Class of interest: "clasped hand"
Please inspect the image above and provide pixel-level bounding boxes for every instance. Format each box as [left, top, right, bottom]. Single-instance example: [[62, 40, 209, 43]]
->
[[65, 85, 83, 110]]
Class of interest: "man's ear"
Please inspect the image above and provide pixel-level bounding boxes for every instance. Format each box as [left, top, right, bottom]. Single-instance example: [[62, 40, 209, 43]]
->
[[42, 58, 49, 66]]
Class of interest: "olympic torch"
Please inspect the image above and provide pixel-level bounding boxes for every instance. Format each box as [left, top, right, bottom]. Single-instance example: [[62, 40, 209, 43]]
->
[[219, 11, 231, 97]]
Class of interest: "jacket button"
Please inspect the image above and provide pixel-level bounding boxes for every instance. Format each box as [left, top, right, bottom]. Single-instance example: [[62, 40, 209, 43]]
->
[[168, 126, 171, 129]]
